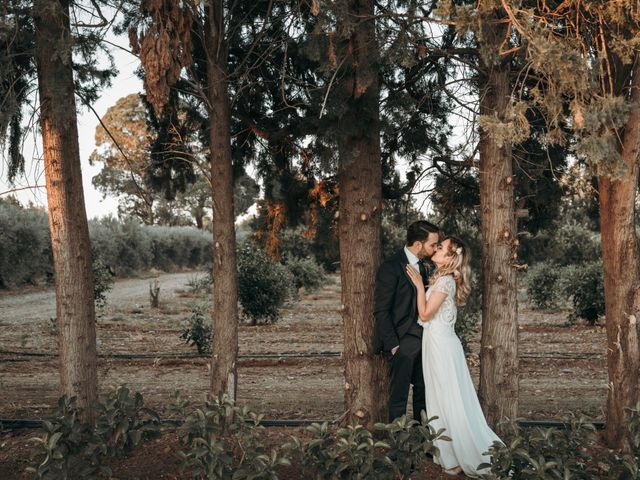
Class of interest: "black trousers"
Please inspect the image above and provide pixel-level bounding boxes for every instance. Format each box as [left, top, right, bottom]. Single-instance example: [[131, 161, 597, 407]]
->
[[388, 333, 426, 422]]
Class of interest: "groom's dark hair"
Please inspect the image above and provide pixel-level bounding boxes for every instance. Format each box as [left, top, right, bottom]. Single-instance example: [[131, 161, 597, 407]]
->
[[406, 220, 439, 245]]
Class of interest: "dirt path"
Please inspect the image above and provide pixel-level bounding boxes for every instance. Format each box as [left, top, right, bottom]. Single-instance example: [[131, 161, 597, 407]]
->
[[0, 272, 195, 325]]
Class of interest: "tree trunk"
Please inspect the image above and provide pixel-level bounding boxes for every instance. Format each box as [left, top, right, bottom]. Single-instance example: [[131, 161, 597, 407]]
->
[[337, 0, 387, 426], [206, 0, 238, 402], [477, 14, 519, 429], [33, 0, 97, 421], [599, 56, 640, 451]]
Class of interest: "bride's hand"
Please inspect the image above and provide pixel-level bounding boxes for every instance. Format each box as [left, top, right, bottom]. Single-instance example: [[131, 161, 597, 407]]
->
[[405, 265, 424, 289]]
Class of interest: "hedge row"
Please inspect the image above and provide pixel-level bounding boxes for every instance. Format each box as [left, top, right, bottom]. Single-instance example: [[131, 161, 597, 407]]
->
[[0, 199, 212, 288]]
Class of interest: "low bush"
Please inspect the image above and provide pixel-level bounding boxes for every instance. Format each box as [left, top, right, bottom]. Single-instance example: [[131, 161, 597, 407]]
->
[[277, 226, 315, 262], [94, 386, 161, 458], [483, 407, 640, 480], [173, 393, 289, 480], [92, 253, 115, 309], [524, 261, 561, 310], [281, 254, 326, 293], [185, 271, 213, 295], [27, 396, 109, 479], [28, 392, 640, 479], [559, 261, 605, 324], [284, 411, 449, 479], [0, 204, 213, 289], [180, 305, 212, 354], [0, 199, 52, 288], [237, 243, 294, 324], [27, 387, 159, 479], [482, 415, 601, 479]]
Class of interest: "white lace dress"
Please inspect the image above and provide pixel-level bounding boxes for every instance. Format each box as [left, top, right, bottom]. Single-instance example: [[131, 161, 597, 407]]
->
[[420, 275, 502, 477]]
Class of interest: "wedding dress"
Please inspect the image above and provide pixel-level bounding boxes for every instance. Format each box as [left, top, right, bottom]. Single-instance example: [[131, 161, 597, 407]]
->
[[420, 275, 502, 477]]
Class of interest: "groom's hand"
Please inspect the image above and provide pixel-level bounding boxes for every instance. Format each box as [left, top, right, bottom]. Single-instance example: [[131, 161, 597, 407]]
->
[[391, 345, 399, 356]]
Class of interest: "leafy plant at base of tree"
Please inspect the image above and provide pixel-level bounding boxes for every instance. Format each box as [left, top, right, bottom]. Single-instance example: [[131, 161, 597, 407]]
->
[[28, 389, 160, 479], [374, 411, 448, 479], [174, 393, 289, 480], [480, 415, 601, 479], [284, 413, 450, 480], [284, 421, 394, 479], [610, 402, 640, 480], [94, 385, 161, 458], [92, 253, 114, 310], [27, 396, 110, 480], [180, 305, 212, 354]]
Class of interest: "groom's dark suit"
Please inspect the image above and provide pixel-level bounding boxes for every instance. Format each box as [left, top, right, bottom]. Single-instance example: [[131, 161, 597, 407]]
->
[[373, 248, 429, 422]]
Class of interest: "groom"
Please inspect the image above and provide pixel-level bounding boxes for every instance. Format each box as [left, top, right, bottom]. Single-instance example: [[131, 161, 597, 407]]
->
[[373, 220, 440, 422]]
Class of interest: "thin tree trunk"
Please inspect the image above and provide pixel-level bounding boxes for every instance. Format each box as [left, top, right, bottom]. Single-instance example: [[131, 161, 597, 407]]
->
[[337, 0, 387, 426], [477, 14, 519, 429], [599, 56, 640, 451], [206, 0, 238, 402], [33, 0, 97, 421]]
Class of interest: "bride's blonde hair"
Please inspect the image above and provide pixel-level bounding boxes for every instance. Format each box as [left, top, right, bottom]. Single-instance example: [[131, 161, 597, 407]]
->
[[429, 235, 472, 305]]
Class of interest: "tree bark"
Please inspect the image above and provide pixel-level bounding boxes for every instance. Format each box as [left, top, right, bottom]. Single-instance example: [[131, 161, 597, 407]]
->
[[477, 14, 519, 429], [33, 0, 98, 421], [599, 56, 640, 451], [337, 0, 387, 426], [206, 0, 238, 402]]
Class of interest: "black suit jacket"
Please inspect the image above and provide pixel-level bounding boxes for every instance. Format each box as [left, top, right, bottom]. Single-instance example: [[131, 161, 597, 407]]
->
[[373, 248, 426, 354]]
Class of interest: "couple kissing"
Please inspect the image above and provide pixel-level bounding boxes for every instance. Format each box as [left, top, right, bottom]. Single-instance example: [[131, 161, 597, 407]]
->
[[373, 220, 502, 478]]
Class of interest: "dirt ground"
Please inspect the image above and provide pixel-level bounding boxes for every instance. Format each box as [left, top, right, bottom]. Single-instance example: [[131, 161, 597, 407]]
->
[[0, 271, 609, 478]]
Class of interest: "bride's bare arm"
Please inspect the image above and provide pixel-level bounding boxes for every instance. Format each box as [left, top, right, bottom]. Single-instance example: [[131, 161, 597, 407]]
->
[[405, 266, 448, 322]]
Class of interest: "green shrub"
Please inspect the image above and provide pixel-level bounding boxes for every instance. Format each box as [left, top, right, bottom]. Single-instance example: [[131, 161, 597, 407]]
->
[[89, 217, 212, 276], [375, 412, 448, 478], [89, 218, 153, 275], [173, 393, 289, 480], [524, 261, 561, 310], [0, 199, 52, 288], [92, 253, 114, 309], [278, 226, 315, 261], [186, 271, 213, 295], [94, 386, 161, 458], [27, 396, 110, 479], [283, 413, 449, 480], [28, 388, 160, 479], [551, 223, 601, 267], [617, 402, 640, 479], [180, 305, 212, 354], [284, 422, 394, 479], [237, 243, 294, 324], [559, 262, 604, 324], [281, 254, 326, 293], [482, 415, 601, 479], [522, 222, 600, 268]]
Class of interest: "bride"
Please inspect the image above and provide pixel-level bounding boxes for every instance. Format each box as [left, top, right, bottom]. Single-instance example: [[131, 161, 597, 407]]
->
[[405, 236, 502, 477]]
